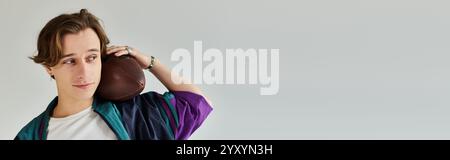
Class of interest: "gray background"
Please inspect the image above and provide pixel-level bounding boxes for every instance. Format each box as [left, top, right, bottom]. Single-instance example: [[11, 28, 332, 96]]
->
[[2, 0, 450, 140]]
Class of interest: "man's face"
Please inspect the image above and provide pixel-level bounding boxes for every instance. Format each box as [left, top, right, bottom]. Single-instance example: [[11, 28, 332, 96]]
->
[[47, 28, 102, 101]]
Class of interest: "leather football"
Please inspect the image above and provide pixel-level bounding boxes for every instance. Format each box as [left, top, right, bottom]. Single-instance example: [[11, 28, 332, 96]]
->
[[96, 55, 145, 101]]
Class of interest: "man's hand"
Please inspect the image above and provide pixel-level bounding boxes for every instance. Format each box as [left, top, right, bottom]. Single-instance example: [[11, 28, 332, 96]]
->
[[106, 45, 151, 69]]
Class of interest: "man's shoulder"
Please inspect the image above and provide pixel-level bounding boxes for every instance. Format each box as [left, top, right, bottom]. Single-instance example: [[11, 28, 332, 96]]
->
[[112, 91, 163, 107], [15, 112, 47, 140]]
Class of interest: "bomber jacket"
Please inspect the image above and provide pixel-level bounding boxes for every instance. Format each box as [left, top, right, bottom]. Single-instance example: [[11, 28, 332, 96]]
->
[[15, 91, 213, 140]]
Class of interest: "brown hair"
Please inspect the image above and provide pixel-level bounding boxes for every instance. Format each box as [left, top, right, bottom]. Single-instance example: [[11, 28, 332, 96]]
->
[[30, 8, 109, 67]]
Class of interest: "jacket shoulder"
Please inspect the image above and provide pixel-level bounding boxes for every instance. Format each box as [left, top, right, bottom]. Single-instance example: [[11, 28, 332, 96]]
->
[[15, 113, 46, 140]]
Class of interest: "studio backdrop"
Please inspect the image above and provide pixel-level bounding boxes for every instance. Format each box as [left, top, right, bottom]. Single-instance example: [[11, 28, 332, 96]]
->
[[2, 0, 450, 139]]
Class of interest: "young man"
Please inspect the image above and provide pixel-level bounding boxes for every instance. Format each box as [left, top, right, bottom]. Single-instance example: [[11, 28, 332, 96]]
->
[[15, 9, 212, 140]]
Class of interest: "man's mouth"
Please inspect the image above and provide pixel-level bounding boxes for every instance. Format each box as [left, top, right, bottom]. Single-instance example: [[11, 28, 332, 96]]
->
[[73, 83, 94, 89]]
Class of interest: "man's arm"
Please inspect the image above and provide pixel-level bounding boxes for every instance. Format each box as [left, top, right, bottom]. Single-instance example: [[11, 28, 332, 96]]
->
[[106, 45, 208, 99], [149, 57, 203, 96]]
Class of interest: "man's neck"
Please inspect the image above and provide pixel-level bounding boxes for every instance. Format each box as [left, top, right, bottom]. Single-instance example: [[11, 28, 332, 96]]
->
[[52, 96, 94, 118]]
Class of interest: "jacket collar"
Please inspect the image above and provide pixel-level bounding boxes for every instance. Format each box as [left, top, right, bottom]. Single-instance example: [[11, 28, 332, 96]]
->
[[38, 96, 130, 140]]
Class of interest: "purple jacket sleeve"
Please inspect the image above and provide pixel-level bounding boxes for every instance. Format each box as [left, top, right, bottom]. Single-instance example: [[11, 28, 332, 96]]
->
[[158, 91, 213, 139]]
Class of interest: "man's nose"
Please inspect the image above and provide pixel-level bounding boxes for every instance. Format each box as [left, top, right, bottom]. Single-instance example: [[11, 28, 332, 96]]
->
[[75, 61, 89, 80]]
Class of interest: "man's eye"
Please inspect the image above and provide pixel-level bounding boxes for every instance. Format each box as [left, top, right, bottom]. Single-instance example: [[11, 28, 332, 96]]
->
[[63, 59, 75, 64], [87, 55, 97, 63]]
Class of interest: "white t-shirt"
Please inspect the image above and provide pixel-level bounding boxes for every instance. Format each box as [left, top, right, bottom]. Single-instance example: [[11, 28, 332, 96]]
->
[[47, 106, 118, 140]]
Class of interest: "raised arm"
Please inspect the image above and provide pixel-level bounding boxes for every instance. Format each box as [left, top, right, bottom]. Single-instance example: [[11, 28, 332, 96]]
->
[[106, 45, 205, 97]]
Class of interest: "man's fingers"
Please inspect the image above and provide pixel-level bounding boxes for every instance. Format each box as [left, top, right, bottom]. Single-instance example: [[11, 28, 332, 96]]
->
[[107, 46, 122, 52], [107, 46, 127, 54], [114, 50, 128, 56], [106, 45, 117, 51]]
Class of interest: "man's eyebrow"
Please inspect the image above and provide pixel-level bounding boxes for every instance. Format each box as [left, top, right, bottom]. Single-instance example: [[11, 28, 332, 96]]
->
[[61, 53, 75, 58], [88, 48, 100, 52], [61, 49, 99, 58]]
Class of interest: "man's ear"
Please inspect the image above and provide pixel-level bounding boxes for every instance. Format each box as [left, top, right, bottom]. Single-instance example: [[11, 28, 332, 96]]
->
[[44, 65, 55, 79]]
